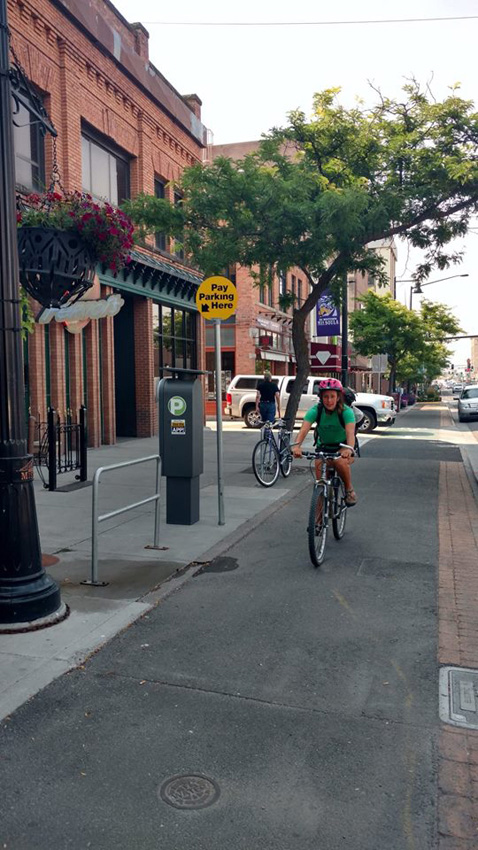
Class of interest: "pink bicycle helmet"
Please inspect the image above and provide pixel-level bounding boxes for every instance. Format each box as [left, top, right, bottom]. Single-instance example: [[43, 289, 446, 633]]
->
[[318, 378, 343, 392]]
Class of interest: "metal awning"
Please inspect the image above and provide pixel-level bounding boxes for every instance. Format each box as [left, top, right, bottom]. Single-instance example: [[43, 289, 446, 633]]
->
[[98, 250, 203, 309]]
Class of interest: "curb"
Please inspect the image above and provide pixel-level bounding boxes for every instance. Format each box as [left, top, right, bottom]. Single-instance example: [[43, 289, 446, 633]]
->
[[141, 474, 312, 609]]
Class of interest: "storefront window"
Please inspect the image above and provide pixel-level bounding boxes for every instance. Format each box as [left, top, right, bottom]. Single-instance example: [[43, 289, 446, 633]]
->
[[205, 316, 235, 347], [153, 303, 197, 376]]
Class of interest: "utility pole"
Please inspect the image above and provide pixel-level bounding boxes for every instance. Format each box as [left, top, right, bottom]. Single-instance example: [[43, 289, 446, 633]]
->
[[0, 0, 62, 625]]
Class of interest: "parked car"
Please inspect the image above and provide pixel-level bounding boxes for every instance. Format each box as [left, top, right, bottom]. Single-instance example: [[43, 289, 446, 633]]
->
[[453, 383, 464, 399], [224, 374, 396, 431], [458, 385, 478, 422]]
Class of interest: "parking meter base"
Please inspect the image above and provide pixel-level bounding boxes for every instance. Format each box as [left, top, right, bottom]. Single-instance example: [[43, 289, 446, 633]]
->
[[166, 476, 200, 525]]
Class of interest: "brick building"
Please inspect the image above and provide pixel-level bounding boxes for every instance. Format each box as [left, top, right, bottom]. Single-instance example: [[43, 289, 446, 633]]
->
[[10, 0, 206, 445]]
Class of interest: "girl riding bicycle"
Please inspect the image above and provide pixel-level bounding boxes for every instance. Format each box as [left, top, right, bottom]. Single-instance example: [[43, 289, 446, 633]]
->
[[292, 378, 358, 506]]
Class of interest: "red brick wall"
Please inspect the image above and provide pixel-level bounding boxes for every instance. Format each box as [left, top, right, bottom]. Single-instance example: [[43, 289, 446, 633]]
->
[[84, 321, 101, 446], [11, 0, 205, 443], [68, 332, 84, 417], [28, 323, 47, 422], [48, 322, 66, 415]]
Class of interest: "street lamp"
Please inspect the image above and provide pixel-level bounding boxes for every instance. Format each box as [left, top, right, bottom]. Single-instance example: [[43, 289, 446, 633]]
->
[[397, 274, 469, 309], [0, 1, 64, 626]]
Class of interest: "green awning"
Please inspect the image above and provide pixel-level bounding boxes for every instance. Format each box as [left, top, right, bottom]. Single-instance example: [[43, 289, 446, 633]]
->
[[98, 250, 202, 309]]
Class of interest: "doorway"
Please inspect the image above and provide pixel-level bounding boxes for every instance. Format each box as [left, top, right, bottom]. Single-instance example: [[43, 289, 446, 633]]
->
[[114, 294, 137, 436]]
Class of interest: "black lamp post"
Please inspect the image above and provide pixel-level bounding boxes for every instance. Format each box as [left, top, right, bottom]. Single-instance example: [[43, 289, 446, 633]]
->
[[0, 1, 63, 625], [397, 274, 470, 309], [341, 273, 349, 387]]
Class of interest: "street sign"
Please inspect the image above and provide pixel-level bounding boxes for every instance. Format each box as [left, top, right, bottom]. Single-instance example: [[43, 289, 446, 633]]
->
[[195, 275, 236, 526], [167, 396, 187, 416], [196, 276, 237, 319]]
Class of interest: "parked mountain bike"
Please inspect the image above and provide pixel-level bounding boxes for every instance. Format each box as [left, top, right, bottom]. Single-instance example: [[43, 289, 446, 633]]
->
[[252, 418, 293, 487], [302, 445, 355, 567]]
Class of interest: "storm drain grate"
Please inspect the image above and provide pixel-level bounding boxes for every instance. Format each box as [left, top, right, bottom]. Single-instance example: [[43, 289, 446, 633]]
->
[[159, 774, 220, 810], [439, 667, 478, 729]]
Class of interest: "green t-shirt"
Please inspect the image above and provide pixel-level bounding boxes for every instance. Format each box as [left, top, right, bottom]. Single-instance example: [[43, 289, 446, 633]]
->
[[304, 403, 355, 447]]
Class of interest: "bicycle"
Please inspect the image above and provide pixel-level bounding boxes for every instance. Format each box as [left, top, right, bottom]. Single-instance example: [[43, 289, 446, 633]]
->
[[252, 418, 293, 487], [301, 444, 355, 567]]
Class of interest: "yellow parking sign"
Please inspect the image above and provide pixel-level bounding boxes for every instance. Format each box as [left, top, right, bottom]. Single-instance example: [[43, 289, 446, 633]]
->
[[195, 276, 237, 319]]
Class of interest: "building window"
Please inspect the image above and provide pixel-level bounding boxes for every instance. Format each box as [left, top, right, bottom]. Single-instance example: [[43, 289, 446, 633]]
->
[[13, 93, 45, 193], [259, 283, 266, 303], [291, 275, 296, 312], [280, 271, 287, 298], [153, 303, 197, 374], [205, 315, 235, 347], [81, 129, 130, 205], [173, 191, 184, 260], [154, 177, 167, 251], [297, 279, 302, 306]]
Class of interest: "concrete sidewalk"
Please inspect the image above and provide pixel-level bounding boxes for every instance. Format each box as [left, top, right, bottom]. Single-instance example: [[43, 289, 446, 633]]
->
[[0, 424, 310, 720]]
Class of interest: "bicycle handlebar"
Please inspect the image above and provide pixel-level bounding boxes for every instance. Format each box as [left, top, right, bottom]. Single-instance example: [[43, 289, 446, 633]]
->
[[300, 443, 356, 460]]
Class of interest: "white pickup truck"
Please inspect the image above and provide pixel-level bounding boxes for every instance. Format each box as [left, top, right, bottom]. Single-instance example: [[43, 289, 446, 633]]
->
[[224, 374, 396, 431]]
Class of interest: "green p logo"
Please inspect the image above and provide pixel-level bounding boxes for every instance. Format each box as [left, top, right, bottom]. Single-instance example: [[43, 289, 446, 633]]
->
[[168, 396, 187, 416]]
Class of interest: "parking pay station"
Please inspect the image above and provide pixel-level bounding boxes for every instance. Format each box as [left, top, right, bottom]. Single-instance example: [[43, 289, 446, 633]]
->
[[157, 367, 205, 524]]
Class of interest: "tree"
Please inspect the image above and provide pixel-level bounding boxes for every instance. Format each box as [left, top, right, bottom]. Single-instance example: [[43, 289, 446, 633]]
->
[[125, 82, 478, 425], [349, 292, 462, 390]]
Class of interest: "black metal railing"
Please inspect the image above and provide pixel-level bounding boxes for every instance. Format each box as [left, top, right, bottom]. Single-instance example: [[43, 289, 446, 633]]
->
[[30, 406, 87, 490]]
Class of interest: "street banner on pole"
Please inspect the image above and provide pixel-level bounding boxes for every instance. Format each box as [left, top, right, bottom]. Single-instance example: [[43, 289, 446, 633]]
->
[[316, 289, 341, 336], [196, 276, 237, 526]]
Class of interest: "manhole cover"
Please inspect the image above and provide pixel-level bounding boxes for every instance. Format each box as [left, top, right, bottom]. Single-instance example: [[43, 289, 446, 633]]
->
[[159, 774, 220, 810], [439, 667, 478, 729]]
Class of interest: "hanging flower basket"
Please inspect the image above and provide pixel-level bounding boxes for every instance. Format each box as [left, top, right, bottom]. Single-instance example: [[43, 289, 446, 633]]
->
[[17, 191, 134, 308], [18, 226, 96, 308]]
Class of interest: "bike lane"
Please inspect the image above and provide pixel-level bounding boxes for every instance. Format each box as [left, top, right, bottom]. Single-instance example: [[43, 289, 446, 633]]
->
[[0, 403, 476, 849]]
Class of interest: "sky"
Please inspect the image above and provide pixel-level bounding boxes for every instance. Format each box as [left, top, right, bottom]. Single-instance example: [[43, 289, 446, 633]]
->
[[112, 0, 478, 365]]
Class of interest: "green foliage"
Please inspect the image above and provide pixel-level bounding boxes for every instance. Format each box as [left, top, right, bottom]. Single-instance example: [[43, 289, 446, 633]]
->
[[125, 81, 478, 420], [19, 191, 134, 271], [21, 287, 35, 338], [350, 292, 462, 387]]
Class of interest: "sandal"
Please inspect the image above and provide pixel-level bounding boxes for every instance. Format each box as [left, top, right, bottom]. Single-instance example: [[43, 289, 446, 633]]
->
[[345, 489, 357, 507]]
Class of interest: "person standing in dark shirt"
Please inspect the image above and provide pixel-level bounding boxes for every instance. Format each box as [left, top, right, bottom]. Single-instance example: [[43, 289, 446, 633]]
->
[[255, 371, 280, 423]]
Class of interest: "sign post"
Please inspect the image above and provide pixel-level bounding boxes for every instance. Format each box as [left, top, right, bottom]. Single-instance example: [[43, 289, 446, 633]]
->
[[196, 276, 237, 526]]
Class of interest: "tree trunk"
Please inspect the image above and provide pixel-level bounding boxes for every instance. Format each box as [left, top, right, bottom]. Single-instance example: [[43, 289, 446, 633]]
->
[[284, 309, 310, 430], [388, 363, 396, 395], [282, 258, 345, 429]]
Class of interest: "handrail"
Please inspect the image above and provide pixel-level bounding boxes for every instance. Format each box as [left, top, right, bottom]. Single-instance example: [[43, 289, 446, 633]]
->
[[81, 454, 161, 587]]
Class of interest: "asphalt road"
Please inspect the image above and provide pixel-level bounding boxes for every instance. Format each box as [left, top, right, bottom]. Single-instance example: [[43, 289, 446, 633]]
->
[[0, 404, 458, 850]]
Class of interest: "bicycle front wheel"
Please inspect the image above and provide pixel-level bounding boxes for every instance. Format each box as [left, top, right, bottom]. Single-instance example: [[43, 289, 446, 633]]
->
[[279, 434, 292, 478], [252, 439, 280, 487], [332, 478, 347, 540], [308, 484, 327, 567]]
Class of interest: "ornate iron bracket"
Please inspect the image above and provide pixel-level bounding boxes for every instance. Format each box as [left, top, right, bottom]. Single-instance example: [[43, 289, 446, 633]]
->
[[10, 60, 57, 137]]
